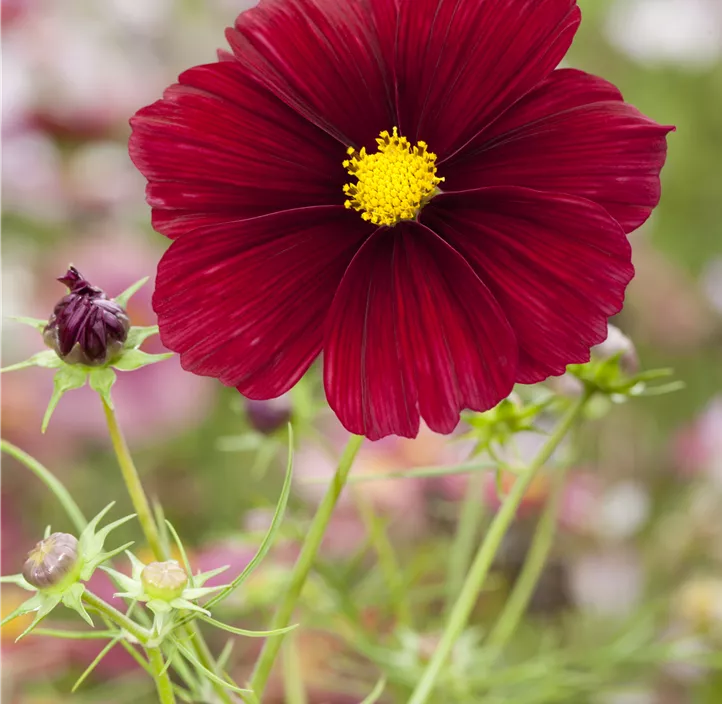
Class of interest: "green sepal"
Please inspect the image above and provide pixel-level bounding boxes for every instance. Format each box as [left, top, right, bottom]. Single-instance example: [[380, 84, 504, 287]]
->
[[89, 367, 117, 410], [42, 364, 88, 432], [0, 593, 43, 629], [61, 583, 94, 627], [124, 325, 160, 350], [111, 349, 173, 371], [15, 593, 62, 641], [169, 598, 210, 615], [1, 350, 63, 374], [192, 565, 230, 588], [0, 573, 35, 591], [114, 277, 149, 309]]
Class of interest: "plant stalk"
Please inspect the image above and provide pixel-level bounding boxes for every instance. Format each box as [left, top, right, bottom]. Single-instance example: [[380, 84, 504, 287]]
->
[[408, 391, 591, 704], [249, 434, 364, 697]]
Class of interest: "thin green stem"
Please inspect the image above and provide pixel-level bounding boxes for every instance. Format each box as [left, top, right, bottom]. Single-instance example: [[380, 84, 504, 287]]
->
[[249, 434, 364, 698], [101, 398, 164, 559], [148, 646, 177, 704], [1, 439, 87, 533], [408, 391, 591, 704], [444, 469, 485, 614], [82, 590, 150, 643], [483, 459, 571, 655], [100, 398, 233, 704]]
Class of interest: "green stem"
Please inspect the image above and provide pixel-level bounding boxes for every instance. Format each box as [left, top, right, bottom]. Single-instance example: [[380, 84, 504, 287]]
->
[[483, 458, 571, 655], [100, 398, 233, 704], [444, 469, 485, 614], [408, 392, 591, 704], [101, 398, 164, 559], [249, 434, 364, 697], [148, 646, 178, 704], [83, 590, 150, 644], [1, 439, 87, 533]]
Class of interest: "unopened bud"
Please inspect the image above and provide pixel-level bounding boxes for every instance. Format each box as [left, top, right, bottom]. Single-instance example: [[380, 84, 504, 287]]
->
[[246, 394, 292, 434], [22, 533, 79, 590], [43, 267, 130, 366], [141, 560, 188, 601], [592, 325, 639, 375]]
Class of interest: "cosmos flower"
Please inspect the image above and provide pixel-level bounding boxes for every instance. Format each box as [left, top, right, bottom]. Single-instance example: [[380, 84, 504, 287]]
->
[[130, 0, 673, 440]]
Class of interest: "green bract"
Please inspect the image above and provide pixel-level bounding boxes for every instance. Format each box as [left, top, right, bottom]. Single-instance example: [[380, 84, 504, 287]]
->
[[103, 552, 230, 642], [1, 277, 172, 432], [0, 503, 135, 640]]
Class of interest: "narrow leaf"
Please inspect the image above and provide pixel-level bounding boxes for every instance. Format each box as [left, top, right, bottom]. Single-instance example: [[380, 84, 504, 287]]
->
[[1, 439, 88, 533], [203, 425, 294, 612], [200, 614, 298, 638], [164, 520, 193, 578], [72, 636, 122, 691], [360, 677, 387, 704]]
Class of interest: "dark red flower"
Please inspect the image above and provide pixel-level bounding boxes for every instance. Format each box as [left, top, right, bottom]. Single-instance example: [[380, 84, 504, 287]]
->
[[130, 0, 673, 440]]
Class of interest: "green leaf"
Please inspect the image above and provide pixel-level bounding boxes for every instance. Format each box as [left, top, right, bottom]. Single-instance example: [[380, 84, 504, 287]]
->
[[202, 425, 294, 612], [114, 277, 149, 308], [9, 315, 48, 332], [42, 365, 88, 432], [112, 349, 173, 371], [0, 440, 87, 533], [200, 614, 298, 638], [124, 325, 160, 350], [72, 634, 123, 692], [360, 676, 387, 704], [1, 350, 62, 374], [174, 639, 255, 697], [89, 367, 117, 410]]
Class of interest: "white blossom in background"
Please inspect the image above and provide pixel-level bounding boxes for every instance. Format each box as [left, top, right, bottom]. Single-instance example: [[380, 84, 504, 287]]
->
[[605, 0, 722, 68]]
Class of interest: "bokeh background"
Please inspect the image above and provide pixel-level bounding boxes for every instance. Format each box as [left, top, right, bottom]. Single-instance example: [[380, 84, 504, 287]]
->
[[2, 0, 722, 702]]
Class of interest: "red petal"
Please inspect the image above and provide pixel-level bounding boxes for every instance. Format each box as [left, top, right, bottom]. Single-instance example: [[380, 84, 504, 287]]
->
[[396, 0, 580, 158], [227, 0, 395, 148], [445, 68, 674, 233], [324, 223, 517, 440], [424, 187, 634, 383], [130, 61, 346, 239], [154, 206, 372, 397]]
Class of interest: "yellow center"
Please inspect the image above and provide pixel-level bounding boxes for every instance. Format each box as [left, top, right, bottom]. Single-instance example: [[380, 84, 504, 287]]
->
[[343, 127, 444, 227]]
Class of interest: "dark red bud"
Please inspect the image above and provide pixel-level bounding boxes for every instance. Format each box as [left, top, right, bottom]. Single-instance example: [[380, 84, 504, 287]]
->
[[44, 267, 130, 366], [246, 394, 292, 434]]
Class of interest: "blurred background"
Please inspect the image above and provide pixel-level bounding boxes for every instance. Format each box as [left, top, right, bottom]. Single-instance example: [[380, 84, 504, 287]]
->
[[2, 0, 722, 702]]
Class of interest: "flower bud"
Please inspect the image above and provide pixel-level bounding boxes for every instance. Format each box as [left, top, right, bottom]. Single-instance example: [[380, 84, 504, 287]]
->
[[591, 324, 639, 375], [22, 532, 80, 590], [141, 560, 188, 601], [43, 267, 130, 366], [246, 394, 292, 434]]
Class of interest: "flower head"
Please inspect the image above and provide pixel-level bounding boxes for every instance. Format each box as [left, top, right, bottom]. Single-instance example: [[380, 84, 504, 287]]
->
[[44, 267, 130, 367], [22, 532, 80, 590], [131, 0, 673, 440]]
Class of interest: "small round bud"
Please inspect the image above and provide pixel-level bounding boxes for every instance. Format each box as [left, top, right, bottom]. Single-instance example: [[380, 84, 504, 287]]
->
[[592, 324, 639, 375], [246, 394, 292, 434], [44, 266, 130, 366], [141, 560, 188, 601], [22, 532, 79, 590]]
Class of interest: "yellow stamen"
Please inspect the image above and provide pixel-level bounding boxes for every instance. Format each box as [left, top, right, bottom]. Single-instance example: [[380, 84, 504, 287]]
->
[[343, 127, 444, 227]]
